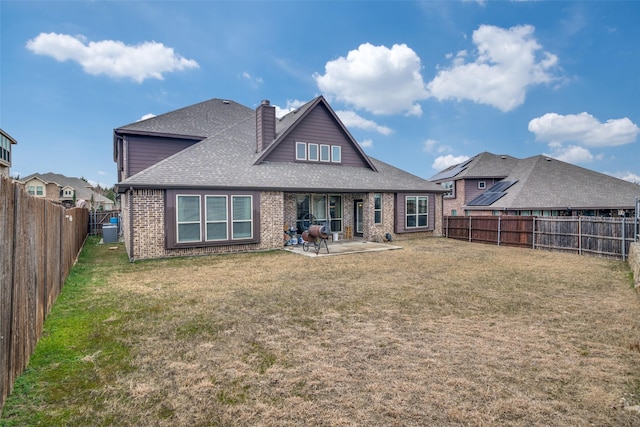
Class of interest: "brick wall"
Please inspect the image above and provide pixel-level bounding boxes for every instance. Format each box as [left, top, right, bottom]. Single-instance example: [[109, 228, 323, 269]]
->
[[442, 180, 465, 216], [124, 189, 285, 261]]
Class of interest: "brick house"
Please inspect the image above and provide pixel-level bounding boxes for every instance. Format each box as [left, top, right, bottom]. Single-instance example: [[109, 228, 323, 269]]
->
[[114, 96, 445, 261], [0, 128, 17, 177], [17, 172, 115, 210], [431, 152, 639, 217]]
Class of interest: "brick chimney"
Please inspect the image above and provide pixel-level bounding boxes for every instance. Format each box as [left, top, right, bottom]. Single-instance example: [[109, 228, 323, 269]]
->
[[256, 99, 276, 152]]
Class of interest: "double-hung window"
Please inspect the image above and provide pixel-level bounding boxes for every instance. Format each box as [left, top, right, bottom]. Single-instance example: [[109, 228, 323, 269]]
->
[[205, 196, 227, 241], [177, 195, 201, 242], [232, 196, 253, 239], [405, 196, 428, 228], [374, 193, 382, 224]]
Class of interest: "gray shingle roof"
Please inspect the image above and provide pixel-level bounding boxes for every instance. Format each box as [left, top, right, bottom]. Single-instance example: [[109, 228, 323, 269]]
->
[[117, 98, 443, 193], [430, 152, 518, 181], [481, 155, 640, 210], [116, 99, 255, 138], [19, 172, 113, 203]]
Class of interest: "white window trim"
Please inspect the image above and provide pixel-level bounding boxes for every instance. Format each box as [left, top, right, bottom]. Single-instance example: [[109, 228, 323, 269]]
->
[[478, 181, 486, 190], [296, 142, 307, 161], [308, 143, 319, 161], [331, 145, 342, 163], [405, 195, 428, 229], [320, 144, 330, 162]]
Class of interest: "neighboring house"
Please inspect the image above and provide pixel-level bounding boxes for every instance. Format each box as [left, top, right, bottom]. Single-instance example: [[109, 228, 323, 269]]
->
[[430, 152, 640, 217], [16, 172, 115, 210], [0, 128, 17, 177], [114, 96, 445, 261]]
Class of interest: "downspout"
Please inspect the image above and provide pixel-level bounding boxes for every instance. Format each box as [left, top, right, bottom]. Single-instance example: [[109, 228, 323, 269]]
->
[[129, 187, 134, 262]]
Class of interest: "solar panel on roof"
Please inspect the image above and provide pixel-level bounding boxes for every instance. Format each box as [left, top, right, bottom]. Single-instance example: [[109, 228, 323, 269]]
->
[[430, 157, 474, 181], [467, 191, 507, 206], [466, 180, 516, 206], [485, 180, 517, 193]]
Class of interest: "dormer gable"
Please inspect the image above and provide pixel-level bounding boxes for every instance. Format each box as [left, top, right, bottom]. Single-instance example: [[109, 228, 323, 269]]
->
[[254, 96, 377, 171], [60, 185, 75, 199]]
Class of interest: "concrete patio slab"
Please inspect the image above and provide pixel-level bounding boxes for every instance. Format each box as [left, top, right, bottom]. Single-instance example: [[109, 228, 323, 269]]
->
[[283, 239, 402, 257]]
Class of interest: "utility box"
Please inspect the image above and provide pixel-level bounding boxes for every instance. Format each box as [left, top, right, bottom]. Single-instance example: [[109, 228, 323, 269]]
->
[[103, 224, 118, 243]]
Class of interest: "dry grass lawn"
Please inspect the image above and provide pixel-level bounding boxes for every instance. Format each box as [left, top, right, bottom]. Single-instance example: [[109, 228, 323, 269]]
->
[[8, 237, 640, 425]]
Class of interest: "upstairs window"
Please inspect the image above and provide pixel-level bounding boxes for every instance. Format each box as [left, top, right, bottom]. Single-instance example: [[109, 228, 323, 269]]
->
[[331, 146, 342, 163], [320, 144, 330, 162], [441, 181, 454, 198], [296, 142, 342, 164], [296, 142, 307, 161], [308, 143, 319, 161]]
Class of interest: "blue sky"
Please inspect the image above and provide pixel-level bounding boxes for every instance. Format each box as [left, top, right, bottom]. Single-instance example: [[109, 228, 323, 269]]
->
[[2, 1, 639, 188]]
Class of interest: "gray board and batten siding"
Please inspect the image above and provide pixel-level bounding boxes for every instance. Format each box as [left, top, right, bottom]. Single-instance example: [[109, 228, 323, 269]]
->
[[263, 103, 371, 169], [394, 192, 439, 233], [117, 135, 201, 181]]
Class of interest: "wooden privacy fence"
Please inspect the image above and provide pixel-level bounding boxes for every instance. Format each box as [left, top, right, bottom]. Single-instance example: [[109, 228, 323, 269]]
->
[[0, 175, 88, 410], [89, 210, 120, 236], [445, 215, 637, 260]]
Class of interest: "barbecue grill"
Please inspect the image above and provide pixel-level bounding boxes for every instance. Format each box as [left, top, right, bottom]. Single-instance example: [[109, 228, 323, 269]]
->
[[301, 221, 331, 254]]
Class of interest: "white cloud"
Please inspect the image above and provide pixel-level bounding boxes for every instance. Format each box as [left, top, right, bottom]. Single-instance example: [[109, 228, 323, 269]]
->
[[432, 154, 470, 171], [137, 113, 156, 122], [26, 32, 199, 83], [607, 171, 640, 184], [240, 71, 263, 87], [336, 110, 392, 135], [427, 25, 558, 111], [422, 138, 451, 153], [544, 145, 594, 164], [274, 99, 305, 118], [359, 139, 373, 148], [528, 112, 640, 147], [314, 43, 428, 116]]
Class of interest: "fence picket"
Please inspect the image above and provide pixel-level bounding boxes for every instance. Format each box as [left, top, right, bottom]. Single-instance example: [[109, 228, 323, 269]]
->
[[0, 176, 88, 411], [445, 215, 635, 260]]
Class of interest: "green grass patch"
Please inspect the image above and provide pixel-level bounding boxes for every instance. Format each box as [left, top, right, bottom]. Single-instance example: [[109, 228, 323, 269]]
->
[[0, 237, 134, 426]]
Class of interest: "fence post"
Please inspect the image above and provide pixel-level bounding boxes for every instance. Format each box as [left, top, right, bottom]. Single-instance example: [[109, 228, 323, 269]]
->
[[622, 217, 626, 261], [532, 217, 536, 249], [497, 216, 501, 246], [468, 216, 472, 242], [445, 215, 449, 238], [577, 216, 584, 256]]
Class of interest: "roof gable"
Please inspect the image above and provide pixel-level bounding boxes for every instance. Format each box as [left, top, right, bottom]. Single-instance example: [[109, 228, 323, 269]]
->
[[254, 96, 377, 171]]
